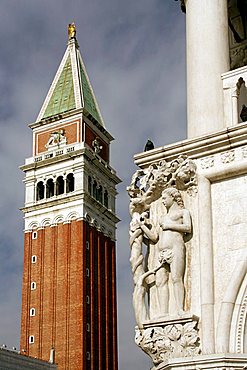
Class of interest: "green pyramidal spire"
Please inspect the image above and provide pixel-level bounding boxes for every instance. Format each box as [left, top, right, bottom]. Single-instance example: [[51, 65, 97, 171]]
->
[[37, 23, 104, 127]]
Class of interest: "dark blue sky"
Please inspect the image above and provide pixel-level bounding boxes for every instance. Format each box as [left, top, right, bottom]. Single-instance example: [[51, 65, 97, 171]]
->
[[0, 1, 186, 368]]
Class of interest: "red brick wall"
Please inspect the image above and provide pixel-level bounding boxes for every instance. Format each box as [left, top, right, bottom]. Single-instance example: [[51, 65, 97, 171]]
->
[[85, 125, 109, 162], [20, 220, 118, 370]]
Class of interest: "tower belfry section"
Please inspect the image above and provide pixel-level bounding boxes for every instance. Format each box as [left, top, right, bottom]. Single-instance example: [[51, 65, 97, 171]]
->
[[20, 24, 120, 370], [128, 1, 247, 369]]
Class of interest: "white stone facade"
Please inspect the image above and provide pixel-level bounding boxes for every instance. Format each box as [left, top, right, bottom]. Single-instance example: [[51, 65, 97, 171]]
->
[[129, 1, 247, 367], [131, 124, 247, 367]]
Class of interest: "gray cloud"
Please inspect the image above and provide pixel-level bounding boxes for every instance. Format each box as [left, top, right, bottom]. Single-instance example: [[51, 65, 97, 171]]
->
[[0, 1, 186, 368]]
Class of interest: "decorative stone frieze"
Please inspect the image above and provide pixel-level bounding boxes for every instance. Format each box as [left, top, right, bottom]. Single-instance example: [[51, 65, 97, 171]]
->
[[200, 156, 214, 169], [221, 150, 235, 164], [242, 145, 247, 158]]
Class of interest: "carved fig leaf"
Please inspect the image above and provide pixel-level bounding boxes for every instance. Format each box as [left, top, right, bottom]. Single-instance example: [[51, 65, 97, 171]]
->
[[182, 321, 197, 333], [167, 325, 181, 341]]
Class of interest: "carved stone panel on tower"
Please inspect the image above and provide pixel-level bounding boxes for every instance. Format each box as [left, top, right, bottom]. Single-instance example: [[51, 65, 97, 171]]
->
[[228, 0, 247, 70]]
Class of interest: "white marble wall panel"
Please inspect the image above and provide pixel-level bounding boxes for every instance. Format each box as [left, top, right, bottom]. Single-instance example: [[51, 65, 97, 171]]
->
[[211, 175, 247, 325]]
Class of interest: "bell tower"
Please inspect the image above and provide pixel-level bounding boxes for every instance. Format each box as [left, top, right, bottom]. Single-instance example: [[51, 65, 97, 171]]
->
[[20, 24, 120, 370]]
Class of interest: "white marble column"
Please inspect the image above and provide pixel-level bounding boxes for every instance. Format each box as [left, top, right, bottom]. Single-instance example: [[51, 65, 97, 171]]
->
[[186, 0, 230, 138]]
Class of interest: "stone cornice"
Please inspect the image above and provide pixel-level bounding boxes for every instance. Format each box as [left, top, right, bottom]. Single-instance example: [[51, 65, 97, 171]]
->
[[134, 123, 247, 167], [21, 191, 120, 224], [156, 353, 247, 370], [29, 109, 84, 129], [20, 147, 121, 184]]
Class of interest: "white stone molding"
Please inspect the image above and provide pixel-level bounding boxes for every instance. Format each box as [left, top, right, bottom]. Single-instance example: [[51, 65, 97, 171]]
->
[[133, 122, 247, 168], [66, 211, 79, 222], [234, 284, 247, 354], [228, 259, 247, 353], [25, 203, 117, 240], [41, 218, 51, 227], [70, 43, 83, 109], [197, 175, 215, 354], [236, 286, 247, 353], [216, 250, 247, 353], [27, 221, 39, 230], [155, 353, 247, 370], [53, 215, 64, 225], [201, 154, 247, 181]]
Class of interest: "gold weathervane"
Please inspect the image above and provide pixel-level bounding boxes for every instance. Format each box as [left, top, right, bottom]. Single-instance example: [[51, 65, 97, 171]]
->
[[68, 23, 76, 40]]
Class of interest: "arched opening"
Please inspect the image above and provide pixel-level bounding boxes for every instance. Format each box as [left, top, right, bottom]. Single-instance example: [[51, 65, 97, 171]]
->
[[88, 176, 92, 195], [104, 190, 109, 208], [66, 173, 74, 193], [238, 79, 247, 122], [36, 181, 45, 201], [56, 176, 64, 195], [93, 180, 97, 198], [46, 179, 54, 198], [97, 185, 103, 203]]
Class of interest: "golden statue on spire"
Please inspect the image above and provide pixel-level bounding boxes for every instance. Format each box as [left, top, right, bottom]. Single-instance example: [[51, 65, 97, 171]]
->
[[68, 23, 76, 39]]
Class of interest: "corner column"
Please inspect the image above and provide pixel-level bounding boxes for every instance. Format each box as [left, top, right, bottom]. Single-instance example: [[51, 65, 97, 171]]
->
[[186, 0, 230, 138]]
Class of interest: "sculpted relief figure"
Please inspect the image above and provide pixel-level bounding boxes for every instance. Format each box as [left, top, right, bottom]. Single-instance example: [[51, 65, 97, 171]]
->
[[139, 188, 192, 319], [228, 0, 247, 69], [45, 129, 66, 149], [128, 156, 196, 328], [68, 23, 76, 39]]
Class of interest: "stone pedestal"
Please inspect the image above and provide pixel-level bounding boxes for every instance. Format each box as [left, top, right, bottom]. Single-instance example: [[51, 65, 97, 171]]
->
[[135, 315, 200, 367]]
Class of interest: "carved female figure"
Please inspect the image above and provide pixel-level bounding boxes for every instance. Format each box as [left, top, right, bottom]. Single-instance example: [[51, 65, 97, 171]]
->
[[139, 188, 192, 318]]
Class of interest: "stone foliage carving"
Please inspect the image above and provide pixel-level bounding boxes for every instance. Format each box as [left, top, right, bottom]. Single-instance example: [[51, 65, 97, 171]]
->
[[135, 320, 200, 365], [230, 43, 247, 70], [127, 156, 197, 328], [221, 150, 235, 164], [242, 146, 247, 158], [199, 147, 247, 170], [200, 156, 214, 169]]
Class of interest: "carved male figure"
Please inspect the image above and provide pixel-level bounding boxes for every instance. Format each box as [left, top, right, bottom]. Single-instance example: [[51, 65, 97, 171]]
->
[[92, 137, 103, 154]]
